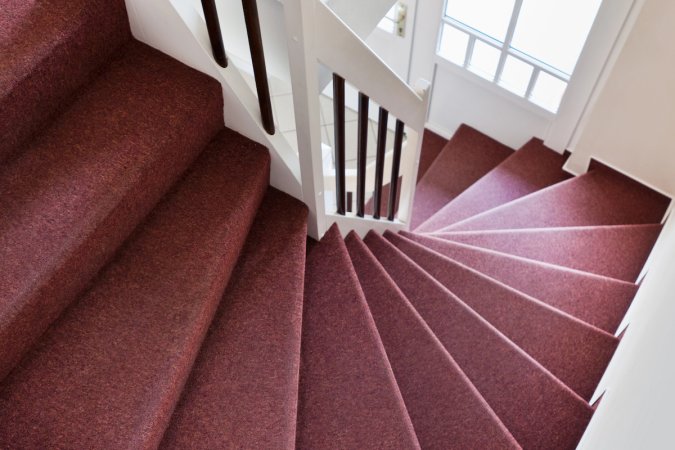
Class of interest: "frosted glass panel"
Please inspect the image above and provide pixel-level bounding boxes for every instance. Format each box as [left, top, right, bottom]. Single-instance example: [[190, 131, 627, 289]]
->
[[511, 0, 602, 75], [468, 40, 500, 81], [530, 72, 567, 113], [498, 56, 533, 96], [438, 24, 469, 66], [445, 0, 516, 42]]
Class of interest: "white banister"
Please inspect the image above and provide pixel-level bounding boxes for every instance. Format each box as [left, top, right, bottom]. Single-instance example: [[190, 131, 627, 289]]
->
[[284, 0, 430, 239]]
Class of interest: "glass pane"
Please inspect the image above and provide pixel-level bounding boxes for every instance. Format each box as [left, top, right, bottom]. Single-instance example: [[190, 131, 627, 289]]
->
[[468, 40, 500, 81], [445, 0, 516, 42], [530, 72, 567, 113], [498, 55, 533, 97], [438, 24, 469, 66], [511, 0, 602, 75]]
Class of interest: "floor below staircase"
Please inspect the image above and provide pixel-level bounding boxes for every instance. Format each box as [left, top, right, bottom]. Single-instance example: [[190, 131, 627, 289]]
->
[[0, 1, 671, 448]]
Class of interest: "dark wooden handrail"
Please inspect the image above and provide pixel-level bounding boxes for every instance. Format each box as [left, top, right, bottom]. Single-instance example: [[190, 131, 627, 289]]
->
[[201, 0, 228, 68], [388, 120, 405, 221], [333, 74, 346, 215], [356, 93, 369, 218], [372, 107, 389, 220], [241, 0, 275, 135]]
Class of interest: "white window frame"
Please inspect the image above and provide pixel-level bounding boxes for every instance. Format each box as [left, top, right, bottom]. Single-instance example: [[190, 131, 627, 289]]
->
[[438, 0, 574, 114]]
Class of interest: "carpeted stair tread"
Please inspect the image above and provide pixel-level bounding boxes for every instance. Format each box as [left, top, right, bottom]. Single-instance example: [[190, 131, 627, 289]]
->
[[439, 168, 670, 232], [296, 224, 419, 449], [0, 0, 131, 162], [0, 130, 271, 449], [365, 232, 593, 449], [387, 231, 619, 401], [431, 224, 662, 282], [345, 233, 519, 450], [161, 188, 308, 450], [0, 40, 224, 381], [401, 232, 638, 334], [410, 124, 513, 229], [416, 138, 570, 232]]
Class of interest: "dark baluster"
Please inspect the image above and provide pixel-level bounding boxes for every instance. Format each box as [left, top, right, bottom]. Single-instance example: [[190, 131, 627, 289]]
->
[[388, 120, 405, 221], [347, 192, 353, 213], [372, 107, 389, 219], [333, 74, 346, 215], [241, 0, 275, 134], [356, 93, 369, 217], [201, 0, 228, 68]]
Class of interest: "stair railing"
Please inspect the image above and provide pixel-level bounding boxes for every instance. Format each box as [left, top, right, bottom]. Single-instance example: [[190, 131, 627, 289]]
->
[[200, 0, 275, 135], [283, 0, 430, 238]]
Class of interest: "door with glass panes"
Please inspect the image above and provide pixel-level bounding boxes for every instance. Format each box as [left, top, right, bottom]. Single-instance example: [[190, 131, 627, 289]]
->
[[407, 0, 636, 150]]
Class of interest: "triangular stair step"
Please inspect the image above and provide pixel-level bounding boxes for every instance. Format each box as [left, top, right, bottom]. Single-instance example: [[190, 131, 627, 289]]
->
[[410, 124, 513, 229], [0, 130, 271, 448], [0, 40, 224, 381], [386, 232, 618, 401], [161, 188, 308, 449], [296, 225, 420, 449], [438, 167, 670, 232], [365, 232, 593, 449], [416, 138, 570, 232], [345, 233, 519, 450], [430, 224, 662, 282], [1, 0, 131, 162], [401, 232, 638, 334]]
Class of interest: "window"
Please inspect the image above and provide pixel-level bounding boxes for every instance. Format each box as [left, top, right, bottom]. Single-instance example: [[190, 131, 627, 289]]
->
[[438, 0, 602, 113]]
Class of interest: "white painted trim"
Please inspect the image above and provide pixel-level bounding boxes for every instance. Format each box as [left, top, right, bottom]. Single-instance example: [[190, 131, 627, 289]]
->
[[314, 3, 426, 130], [283, 0, 328, 239]]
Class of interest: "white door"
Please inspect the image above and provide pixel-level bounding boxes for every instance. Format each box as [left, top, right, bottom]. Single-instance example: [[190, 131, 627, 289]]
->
[[407, 0, 637, 150], [365, 0, 418, 81]]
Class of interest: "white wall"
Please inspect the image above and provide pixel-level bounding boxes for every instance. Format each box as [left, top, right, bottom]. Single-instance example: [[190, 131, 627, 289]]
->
[[566, 0, 675, 198], [578, 206, 675, 449]]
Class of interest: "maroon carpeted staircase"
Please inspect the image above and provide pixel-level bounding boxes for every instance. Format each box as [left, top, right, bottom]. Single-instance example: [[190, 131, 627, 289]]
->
[[0, 1, 671, 449]]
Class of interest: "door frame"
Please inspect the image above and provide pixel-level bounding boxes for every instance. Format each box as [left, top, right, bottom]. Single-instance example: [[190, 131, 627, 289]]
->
[[408, 0, 641, 153]]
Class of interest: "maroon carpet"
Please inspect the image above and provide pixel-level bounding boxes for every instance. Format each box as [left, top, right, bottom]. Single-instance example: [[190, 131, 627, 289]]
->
[[402, 232, 638, 333], [0, 130, 270, 448], [410, 124, 513, 228], [1, 3, 669, 445], [387, 231, 619, 401], [0, 0, 131, 163], [431, 224, 661, 281], [297, 225, 419, 449], [0, 41, 224, 381], [417, 138, 570, 232], [345, 232, 519, 449], [365, 232, 594, 449], [161, 188, 307, 449], [439, 167, 670, 232]]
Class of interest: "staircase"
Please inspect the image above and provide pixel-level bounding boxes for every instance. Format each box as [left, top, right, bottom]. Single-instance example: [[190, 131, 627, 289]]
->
[[0, 1, 670, 449]]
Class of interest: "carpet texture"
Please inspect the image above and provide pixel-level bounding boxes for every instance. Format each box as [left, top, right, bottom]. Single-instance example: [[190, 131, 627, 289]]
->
[[365, 232, 594, 449], [345, 232, 519, 450], [1, 8, 668, 445], [0, 129, 270, 449], [161, 188, 307, 450], [431, 224, 661, 282], [401, 232, 639, 333], [0, 0, 131, 162], [387, 231, 619, 401], [410, 124, 513, 228], [0, 40, 224, 381], [417, 138, 570, 232], [439, 167, 670, 232], [296, 224, 420, 449]]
